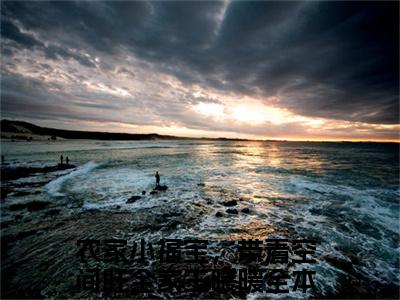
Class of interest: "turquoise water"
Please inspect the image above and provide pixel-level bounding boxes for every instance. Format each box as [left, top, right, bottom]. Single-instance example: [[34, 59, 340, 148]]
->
[[1, 140, 399, 296]]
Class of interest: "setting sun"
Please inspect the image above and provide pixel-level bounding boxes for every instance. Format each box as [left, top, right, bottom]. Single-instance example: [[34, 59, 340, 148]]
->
[[194, 101, 295, 125], [193, 102, 225, 118]]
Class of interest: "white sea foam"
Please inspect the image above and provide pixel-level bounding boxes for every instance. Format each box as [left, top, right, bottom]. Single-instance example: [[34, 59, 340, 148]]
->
[[46, 161, 100, 197], [289, 176, 399, 232]]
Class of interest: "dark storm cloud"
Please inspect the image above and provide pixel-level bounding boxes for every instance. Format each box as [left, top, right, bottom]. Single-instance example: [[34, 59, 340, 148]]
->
[[1, 1, 399, 126], [1, 20, 43, 49], [1, 71, 75, 122], [43, 45, 97, 68], [1, 71, 140, 125], [1, 18, 96, 68]]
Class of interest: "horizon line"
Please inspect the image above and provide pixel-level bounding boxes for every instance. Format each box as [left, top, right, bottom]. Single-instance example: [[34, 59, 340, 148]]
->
[[1, 119, 399, 144]]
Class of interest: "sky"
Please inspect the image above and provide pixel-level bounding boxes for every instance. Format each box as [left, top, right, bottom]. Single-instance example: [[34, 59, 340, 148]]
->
[[1, 1, 399, 141]]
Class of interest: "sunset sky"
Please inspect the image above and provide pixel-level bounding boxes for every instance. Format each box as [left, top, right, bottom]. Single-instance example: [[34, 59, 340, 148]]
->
[[1, 1, 399, 141]]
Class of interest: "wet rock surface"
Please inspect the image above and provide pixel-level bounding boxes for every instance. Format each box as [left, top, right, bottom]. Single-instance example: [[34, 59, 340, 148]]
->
[[9, 201, 51, 212], [154, 185, 168, 191], [226, 208, 238, 214], [1, 204, 204, 299], [44, 209, 60, 217], [241, 207, 250, 213], [148, 185, 169, 195], [1, 164, 76, 181], [222, 199, 237, 206], [126, 195, 141, 203]]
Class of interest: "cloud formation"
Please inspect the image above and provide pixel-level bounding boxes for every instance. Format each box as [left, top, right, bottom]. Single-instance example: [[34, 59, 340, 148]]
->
[[1, 1, 399, 140]]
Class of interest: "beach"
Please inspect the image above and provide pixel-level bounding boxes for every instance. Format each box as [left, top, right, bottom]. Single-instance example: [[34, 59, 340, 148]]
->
[[1, 139, 399, 298]]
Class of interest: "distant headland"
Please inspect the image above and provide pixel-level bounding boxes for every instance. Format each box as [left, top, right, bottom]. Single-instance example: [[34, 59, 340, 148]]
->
[[1, 120, 397, 143], [0, 119, 252, 142]]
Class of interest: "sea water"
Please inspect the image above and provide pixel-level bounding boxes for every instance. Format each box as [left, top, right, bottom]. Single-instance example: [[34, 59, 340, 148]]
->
[[1, 139, 399, 297]]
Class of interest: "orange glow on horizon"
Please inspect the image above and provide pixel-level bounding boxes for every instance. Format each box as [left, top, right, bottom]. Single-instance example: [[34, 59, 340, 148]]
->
[[79, 120, 400, 143]]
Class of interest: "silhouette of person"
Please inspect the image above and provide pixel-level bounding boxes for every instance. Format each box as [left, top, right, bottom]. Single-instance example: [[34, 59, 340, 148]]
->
[[66, 156, 69, 165], [155, 171, 160, 186], [60, 155, 63, 165], [1, 155, 4, 164]]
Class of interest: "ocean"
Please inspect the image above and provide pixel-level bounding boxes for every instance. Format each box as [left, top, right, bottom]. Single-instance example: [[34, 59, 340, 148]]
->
[[1, 139, 399, 298]]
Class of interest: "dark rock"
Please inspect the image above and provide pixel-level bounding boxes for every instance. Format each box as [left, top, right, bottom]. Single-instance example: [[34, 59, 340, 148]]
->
[[126, 195, 141, 203], [116, 205, 121, 209], [226, 208, 238, 214], [0, 187, 9, 201], [154, 185, 168, 191], [26, 201, 50, 212], [141, 190, 146, 195], [1, 221, 12, 229], [57, 163, 76, 170], [241, 207, 250, 213], [14, 181, 51, 188], [168, 211, 183, 217], [12, 191, 29, 197], [1, 164, 76, 181], [14, 214, 23, 220], [9, 203, 26, 211], [12, 190, 41, 197], [204, 198, 213, 204], [165, 220, 180, 231], [197, 183, 205, 187], [150, 190, 158, 195], [10, 201, 50, 211], [215, 212, 223, 217], [16, 229, 38, 240], [222, 200, 237, 207], [45, 209, 60, 216], [348, 253, 361, 265], [324, 255, 354, 274]]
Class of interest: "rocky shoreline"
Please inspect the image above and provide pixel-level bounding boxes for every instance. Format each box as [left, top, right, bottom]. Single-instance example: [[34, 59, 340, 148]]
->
[[1, 163, 76, 181], [1, 167, 399, 299]]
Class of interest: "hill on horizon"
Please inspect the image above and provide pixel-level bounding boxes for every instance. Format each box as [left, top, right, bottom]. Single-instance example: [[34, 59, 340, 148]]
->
[[0, 119, 250, 141]]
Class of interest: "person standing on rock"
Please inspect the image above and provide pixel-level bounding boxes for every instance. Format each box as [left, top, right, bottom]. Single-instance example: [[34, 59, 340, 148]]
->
[[155, 171, 160, 187], [60, 155, 64, 165]]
